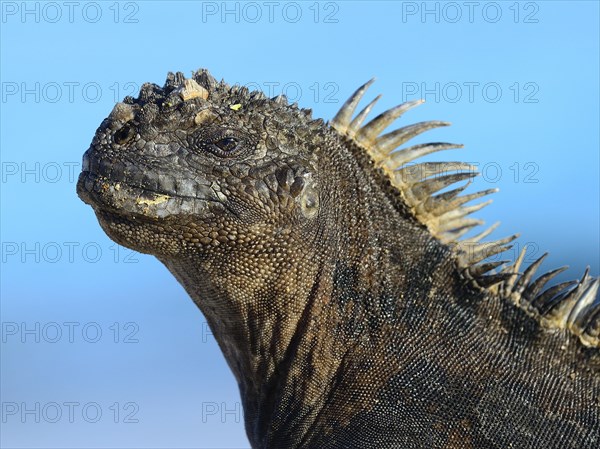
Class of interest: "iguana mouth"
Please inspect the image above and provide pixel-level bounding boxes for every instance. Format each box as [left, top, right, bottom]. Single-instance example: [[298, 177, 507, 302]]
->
[[77, 169, 222, 220]]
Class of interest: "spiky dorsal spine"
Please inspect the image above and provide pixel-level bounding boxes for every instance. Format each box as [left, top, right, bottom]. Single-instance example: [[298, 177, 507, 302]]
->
[[330, 79, 600, 348]]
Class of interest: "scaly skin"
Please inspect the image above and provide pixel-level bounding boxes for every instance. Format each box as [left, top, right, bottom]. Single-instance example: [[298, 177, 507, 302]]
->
[[77, 70, 599, 448]]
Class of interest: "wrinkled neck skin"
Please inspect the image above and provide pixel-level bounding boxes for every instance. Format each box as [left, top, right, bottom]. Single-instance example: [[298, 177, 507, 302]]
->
[[160, 142, 461, 448], [161, 231, 328, 447]]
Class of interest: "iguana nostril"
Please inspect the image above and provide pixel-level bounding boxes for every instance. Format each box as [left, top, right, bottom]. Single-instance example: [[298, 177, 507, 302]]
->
[[114, 123, 136, 145]]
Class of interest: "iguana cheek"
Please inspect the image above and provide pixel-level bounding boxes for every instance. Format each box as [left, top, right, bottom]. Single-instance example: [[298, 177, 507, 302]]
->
[[292, 174, 319, 219], [299, 185, 319, 219]]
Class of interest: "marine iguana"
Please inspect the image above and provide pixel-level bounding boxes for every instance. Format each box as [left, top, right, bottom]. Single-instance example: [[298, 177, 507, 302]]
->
[[77, 69, 599, 449]]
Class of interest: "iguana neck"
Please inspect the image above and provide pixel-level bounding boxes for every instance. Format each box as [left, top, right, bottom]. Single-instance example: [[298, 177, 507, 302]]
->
[[160, 140, 465, 447]]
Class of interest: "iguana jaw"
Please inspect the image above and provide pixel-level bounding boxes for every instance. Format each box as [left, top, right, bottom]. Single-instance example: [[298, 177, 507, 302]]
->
[[77, 170, 220, 219]]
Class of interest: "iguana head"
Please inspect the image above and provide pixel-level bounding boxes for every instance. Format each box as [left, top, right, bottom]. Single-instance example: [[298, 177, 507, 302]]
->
[[77, 70, 326, 258]]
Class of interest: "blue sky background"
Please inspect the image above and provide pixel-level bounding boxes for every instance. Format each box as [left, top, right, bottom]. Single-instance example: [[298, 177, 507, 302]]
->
[[1, 1, 598, 448]]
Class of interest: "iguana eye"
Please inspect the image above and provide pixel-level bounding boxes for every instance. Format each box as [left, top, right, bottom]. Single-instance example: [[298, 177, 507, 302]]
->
[[205, 136, 244, 158], [189, 128, 251, 159], [213, 137, 239, 153]]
